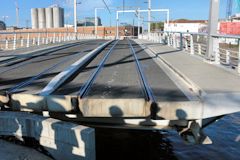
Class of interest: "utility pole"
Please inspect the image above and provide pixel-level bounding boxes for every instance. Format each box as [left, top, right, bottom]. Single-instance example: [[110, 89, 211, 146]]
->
[[132, 18, 135, 36], [206, 0, 219, 59], [95, 8, 98, 36], [15, 0, 19, 27], [74, 0, 77, 33], [148, 0, 151, 34], [137, 9, 140, 37]]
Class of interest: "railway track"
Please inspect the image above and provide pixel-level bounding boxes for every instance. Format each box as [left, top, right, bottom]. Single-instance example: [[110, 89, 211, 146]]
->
[[0, 39, 108, 94], [1, 38, 232, 144], [0, 39, 196, 124]]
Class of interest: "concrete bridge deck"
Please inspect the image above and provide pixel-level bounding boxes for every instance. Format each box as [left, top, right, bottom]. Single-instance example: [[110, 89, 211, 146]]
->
[[135, 39, 240, 119], [0, 39, 239, 126]]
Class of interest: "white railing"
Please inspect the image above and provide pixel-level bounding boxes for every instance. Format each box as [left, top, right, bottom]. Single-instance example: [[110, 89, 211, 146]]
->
[[139, 32, 240, 74], [0, 32, 100, 51]]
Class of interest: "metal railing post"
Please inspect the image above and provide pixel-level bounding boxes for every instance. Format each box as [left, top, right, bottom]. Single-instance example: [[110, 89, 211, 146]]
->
[[226, 50, 230, 65], [180, 33, 183, 50], [214, 37, 220, 60], [26, 33, 30, 47], [159, 33, 162, 44], [46, 33, 49, 45], [167, 33, 170, 46], [173, 33, 176, 48], [5, 39, 8, 50], [13, 34, 17, 50], [62, 33, 64, 41], [37, 33, 40, 46], [42, 37, 45, 44], [64, 33, 67, 42], [185, 36, 188, 51], [20, 38, 24, 47], [198, 44, 201, 55], [32, 37, 36, 45], [53, 33, 56, 43], [59, 33, 61, 42], [214, 47, 220, 64], [190, 34, 194, 55]]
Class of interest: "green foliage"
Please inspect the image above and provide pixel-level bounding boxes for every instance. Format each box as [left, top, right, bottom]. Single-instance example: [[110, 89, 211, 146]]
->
[[150, 22, 164, 31]]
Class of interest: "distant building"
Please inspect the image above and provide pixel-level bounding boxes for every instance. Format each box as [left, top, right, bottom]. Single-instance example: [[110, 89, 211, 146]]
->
[[77, 17, 102, 26], [64, 24, 74, 28], [31, 7, 64, 29], [0, 21, 6, 30], [220, 22, 240, 35], [164, 19, 208, 33], [6, 26, 20, 30], [219, 13, 240, 35], [230, 13, 240, 22]]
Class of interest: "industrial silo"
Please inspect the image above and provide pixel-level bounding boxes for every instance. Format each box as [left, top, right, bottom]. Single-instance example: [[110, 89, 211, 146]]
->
[[31, 8, 38, 29], [45, 8, 53, 28], [60, 8, 64, 27], [53, 7, 64, 28], [38, 8, 46, 29]]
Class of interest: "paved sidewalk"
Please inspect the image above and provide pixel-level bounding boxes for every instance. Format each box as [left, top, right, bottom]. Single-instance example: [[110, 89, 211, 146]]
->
[[136, 39, 240, 95]]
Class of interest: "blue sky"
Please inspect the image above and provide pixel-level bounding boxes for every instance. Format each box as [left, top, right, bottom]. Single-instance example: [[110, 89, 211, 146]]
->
[[0, 0, 239, 28]]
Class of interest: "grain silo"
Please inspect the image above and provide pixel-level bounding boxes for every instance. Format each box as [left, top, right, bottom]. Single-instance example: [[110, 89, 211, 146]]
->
[[38, 8, 46, 29], [31, 6, 64, 29], [53, 7, 64, 28], [31, 8, 39, 29], [45, 8, 53, 28]]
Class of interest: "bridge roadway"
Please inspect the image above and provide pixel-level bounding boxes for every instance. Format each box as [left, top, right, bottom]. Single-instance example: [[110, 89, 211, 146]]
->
[[0, 39, 193, 120], [0, 37, 239, 125], [54, 40, 187, 101]]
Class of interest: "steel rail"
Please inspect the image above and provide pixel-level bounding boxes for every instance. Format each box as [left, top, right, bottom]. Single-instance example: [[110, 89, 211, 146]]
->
[[78, 40, 119, 98], [6, 53, 81, 94], [127, 39, 155, 102], [0, 41, 82, 66], [0, 41, 91, 74]]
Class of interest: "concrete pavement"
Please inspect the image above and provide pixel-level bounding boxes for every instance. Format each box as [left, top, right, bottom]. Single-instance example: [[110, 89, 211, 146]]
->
[[136, 39, 240, 94]]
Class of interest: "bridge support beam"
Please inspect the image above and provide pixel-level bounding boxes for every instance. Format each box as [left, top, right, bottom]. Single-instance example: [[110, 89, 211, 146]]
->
[[206, 0, 219, 59]]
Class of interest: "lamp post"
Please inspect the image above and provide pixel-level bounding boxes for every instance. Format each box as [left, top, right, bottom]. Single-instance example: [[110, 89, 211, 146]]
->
[[148, 0, 151, 34]]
